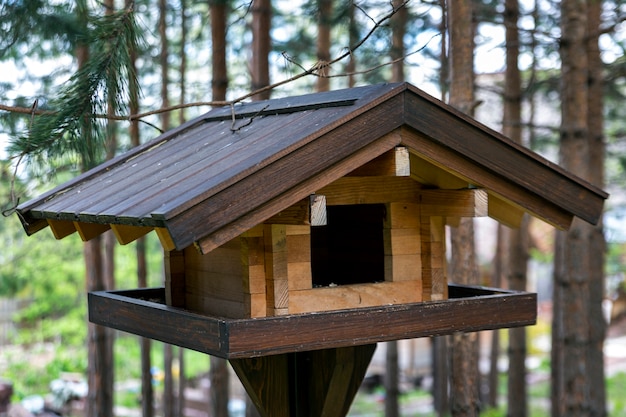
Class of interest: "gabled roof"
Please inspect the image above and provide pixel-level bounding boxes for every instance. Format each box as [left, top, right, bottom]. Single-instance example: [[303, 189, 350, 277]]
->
[[17, 82, 608, 252]]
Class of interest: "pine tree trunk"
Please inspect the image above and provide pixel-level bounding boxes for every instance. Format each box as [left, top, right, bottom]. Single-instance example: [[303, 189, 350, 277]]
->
[[552, 1, 594, 415], [586, 1, 607, 414], [501, 1, 529, 415], [251, 0, 271, 99], [210, 0, 228, 101], [432, 3, 449, 414], [390, 0, 407, 84], [448, 0, 480, 415], [316, 0, 332, 92]]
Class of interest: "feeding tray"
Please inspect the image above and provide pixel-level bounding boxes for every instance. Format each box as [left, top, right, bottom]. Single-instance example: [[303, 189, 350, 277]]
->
[[88, 283, 536, 359]]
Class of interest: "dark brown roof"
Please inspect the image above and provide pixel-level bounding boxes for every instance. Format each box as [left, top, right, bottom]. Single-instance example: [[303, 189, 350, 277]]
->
[[17, 82, 608, 251]]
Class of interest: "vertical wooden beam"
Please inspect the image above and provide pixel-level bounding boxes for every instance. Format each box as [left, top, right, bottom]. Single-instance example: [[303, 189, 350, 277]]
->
[[230, 344, 377, 417], [420, 215, 447, 301], [242, 227, 267, 318], [383, 203, 422, 296], [264, 224, 289, 316], [164, 249, 186, 308]]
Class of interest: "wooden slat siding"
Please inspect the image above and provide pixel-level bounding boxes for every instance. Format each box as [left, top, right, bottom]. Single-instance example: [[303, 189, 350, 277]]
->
[[319, 176, 421, 206], [183, 241, 248, 318], [88, 285, 535, 358], [383, 202, 422, 284], [286, 227, 312, 291], [288, 281, 422, 314], [402, 128, 574, 230], [419, 189, 488, 218], [195, 133, 403, 254], [164, 249, 186, 308], [47, 219, 76, 239], [347, 146, 410, 177], [402, 91, 607, 226], [88, 289, 226, 356], [242, 234, 266, 318]]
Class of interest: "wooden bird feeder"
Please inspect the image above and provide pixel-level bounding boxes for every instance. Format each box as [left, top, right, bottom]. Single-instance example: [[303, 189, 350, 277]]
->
[[16, 83, 607, 416]]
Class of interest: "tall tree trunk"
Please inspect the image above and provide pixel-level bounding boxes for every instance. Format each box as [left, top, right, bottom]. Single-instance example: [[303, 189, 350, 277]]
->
[[586, 0, 607, 415], [390, 0, 407, 84], [447, 1, 480, 415], [209, 4, 232, 415], [251, 0, 271, 99], [432, 2, 449, 415], [345, 2, 357, 87], [552, 0, 595, 415], [210, 0, 228, 101], [316, 0, 332, 92], [502, 1, 528, 415]]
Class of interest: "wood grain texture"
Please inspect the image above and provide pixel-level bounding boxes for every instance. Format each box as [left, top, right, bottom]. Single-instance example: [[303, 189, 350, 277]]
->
[[88, 284, 536, 358]]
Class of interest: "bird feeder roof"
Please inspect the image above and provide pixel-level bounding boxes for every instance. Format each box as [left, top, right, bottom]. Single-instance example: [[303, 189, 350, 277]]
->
[[16, 82, 608, 251]]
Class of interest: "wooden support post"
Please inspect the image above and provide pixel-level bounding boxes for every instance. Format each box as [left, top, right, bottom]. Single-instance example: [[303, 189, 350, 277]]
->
[[230, 344, 376, 417], [264, 224, 289, 316]]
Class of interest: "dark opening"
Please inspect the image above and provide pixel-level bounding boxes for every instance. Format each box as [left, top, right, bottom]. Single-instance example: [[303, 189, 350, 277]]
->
[[311, 204, 385, 287]]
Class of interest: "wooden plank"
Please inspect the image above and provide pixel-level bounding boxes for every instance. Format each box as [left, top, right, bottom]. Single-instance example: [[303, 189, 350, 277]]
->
[[230, 354, 290, 417], [155, 228, 177, 251], [347, 146, 409, 177], [402, 127, 575, 230], [488, 194, 525, 228], [195, 131, 403, 254], [88, 289, 225, 356], [264, 194, 327, 226], [175, 103, 406, 253], [264, 225, 289, 314], [404, 90, 607, 225], [318, 176, 421, 206], [111, 224, 153, 245], [74, 222, 110, 241], [88, 285, 537, 358], [47, 219, 77, 239], [164, 249, 186, 308], [419, 189, 488, 218], [289, 281, 422, 314]]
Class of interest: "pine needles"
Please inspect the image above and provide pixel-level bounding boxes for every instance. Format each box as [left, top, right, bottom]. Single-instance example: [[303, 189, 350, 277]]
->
[[8, 5, 141, 172]]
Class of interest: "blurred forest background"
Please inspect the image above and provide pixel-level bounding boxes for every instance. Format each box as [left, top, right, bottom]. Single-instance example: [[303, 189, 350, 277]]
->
[[1, 0, 626, 416]]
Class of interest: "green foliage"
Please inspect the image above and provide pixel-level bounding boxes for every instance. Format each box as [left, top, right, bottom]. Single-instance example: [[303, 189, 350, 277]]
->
[[8, 6, 142, 171]]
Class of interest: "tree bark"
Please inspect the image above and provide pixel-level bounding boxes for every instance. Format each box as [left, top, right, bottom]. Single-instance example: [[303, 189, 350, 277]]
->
[[316, 0, 332, 92], [502, 1, 529, 415], [586, 0, 607, 415], [552, 0, 596, 415], [210, 0, 228, 101], [447, 2, 479, 414], [432, 3, 450, 414], [251, 0, 271, 99], [390, 0, 407, 84]]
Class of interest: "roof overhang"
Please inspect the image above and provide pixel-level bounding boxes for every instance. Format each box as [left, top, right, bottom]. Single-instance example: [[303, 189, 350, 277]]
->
[[16, 82, 608, 252]]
